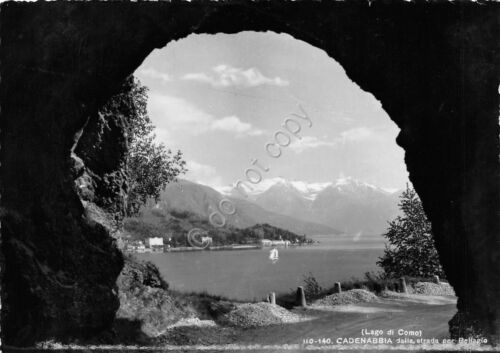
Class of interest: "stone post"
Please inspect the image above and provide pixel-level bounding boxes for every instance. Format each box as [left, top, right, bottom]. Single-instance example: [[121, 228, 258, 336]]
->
[[333, 282, 342, 294], [399, 277, 408, 294], [296, 286, 307, 307], [269, 292, 276, 305], [433, 275, 440, 284]]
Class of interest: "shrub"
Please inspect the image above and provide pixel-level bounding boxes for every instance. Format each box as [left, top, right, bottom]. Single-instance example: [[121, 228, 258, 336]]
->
[[151, 208, 167, 218], [170, 209, 190, 219], [302, 272, 323, 300]]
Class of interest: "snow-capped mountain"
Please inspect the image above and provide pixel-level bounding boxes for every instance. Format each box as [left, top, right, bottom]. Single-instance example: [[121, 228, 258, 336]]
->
[[151, 179, 340, 235], [219, 177, 332, 201], [219, 177, 401, 235], [311, 179, 401, 234]]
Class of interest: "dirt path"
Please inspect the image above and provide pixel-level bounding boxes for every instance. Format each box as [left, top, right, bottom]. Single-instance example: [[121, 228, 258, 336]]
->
[[231, 295, 457, 351], [24, 294, 466, 352]]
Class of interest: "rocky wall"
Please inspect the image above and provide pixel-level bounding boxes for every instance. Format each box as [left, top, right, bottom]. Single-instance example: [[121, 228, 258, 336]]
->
[[0, 1, 499, 346]]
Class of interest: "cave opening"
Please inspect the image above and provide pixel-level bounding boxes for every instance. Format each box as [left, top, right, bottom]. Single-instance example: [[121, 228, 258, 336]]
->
[[1, 2, 499, 347]]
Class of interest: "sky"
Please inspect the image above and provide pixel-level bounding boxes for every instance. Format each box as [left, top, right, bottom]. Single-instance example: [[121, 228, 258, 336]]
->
[[134, 31, 409, 192]]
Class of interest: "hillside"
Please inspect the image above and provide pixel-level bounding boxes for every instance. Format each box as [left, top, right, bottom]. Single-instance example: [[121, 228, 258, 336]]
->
[[126, 177, 401, 245], [124, 206, 309, 248], [150, 180, 340, 236]]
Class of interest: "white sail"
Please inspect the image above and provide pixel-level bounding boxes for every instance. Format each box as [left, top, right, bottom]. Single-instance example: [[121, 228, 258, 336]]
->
[[269, 248, 279, 260]]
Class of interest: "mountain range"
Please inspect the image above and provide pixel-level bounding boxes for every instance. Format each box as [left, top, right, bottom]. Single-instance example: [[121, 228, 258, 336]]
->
[[153, 179, 338, 235], [141, 177, 401, 236], [219, 177, 401, 235]]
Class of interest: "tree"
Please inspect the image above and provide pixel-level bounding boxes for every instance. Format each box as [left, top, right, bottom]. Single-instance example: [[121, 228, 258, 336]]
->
[[101, 76, 187, 216], [377, 185, 444, 278]]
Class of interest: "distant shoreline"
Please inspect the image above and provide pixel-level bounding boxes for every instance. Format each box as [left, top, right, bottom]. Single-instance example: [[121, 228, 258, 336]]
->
[[125, 235, 388, 254], [127, 243, 316, 254]]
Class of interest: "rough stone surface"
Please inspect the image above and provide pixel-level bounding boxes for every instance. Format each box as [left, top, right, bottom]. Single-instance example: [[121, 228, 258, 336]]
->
[[0, 1, 499, 345], [313, 289, 378, 307], [116, 257, 193, 339], [75, 109, 129, 218], [413, 282, 455, 296], [220, 302, 309, 328]]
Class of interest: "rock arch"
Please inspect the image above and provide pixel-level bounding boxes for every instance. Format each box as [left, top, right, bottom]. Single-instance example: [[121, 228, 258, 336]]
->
[[1, 1, 499, 346]]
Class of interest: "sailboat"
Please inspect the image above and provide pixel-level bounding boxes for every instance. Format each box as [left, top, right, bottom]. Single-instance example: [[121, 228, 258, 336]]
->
[[269, 248, 279, 262]]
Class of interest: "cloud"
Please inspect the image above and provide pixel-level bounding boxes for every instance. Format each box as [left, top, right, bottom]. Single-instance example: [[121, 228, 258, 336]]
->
[[184, 161, 223, 187], [182, 64, 289, 88], [340, 127, 374, 142], [289, 127, 376, 153], [138, 67, 172, 83], [211, 116, 264, 136], [148, 93, 265, 139], [289, 136, 337, 153], [148, 93, 214, 136]]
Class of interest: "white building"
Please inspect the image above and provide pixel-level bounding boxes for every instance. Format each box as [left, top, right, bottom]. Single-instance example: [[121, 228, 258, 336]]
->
[[147, 237, 164, 247], [201, 236, 213, 245], [261, 239, 272, 246], [147, 237, 164, 252], [260, 239, 290, 247], [135, 243, 147, 253]]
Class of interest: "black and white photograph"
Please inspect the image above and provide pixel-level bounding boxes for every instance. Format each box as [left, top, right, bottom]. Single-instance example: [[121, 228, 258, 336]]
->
[[0, 1, 499, 352]]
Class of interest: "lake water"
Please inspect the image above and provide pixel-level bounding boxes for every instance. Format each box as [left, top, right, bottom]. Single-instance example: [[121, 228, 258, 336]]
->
[[137, 234, 385, 301]]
